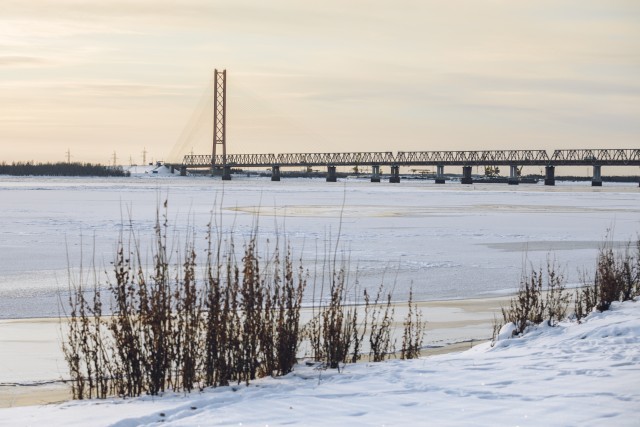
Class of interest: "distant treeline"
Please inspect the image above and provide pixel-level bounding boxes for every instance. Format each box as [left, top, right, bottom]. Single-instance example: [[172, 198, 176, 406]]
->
[[0, 161, 130, 177]]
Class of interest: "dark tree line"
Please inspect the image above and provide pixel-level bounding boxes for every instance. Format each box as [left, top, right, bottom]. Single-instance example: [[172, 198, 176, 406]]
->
[[0, 161, 129, 177]]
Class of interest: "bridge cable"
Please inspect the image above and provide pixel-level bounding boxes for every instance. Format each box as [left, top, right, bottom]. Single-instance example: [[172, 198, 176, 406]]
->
[[166, 77, 215, 163]]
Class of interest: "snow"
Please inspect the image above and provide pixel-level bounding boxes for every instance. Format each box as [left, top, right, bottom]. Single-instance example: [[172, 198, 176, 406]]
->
[[1, 176, 639, 423], [1, 300, 638, 426], [1, 176, 638, 319], [126, 164, 178, 176]]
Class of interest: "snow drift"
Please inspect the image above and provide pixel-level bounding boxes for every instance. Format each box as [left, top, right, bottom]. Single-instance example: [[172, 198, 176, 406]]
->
[[1, 300, 638, 426]]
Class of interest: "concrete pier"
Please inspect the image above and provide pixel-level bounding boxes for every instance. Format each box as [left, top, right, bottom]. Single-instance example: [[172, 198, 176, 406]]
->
[[544, 165, 555, 186], [592, 165, 602, 186], [371, 165, 381, 182], [326, 165, 337, 182], [271, 165, 281, 181], [461, 166, 473, 184], [222, 165, 232, 180], [435, 165, 445, 184], [508, 165, 519, 185], [389, 165, 400, 183], [180, 166, 187, 176]]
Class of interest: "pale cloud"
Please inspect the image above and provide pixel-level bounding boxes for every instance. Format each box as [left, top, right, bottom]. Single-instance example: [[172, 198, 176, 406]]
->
[[0, 79, 193, 98], [0, 55, 52, 67], [66, 82, 194, 98], [0, 18, 139, 41]]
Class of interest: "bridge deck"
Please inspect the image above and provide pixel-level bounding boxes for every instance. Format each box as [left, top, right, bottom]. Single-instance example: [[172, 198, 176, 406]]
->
[[180, 149, 640, 168]]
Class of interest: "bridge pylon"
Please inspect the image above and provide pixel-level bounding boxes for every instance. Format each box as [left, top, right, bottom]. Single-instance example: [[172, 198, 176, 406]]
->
[[212, 69, 230, 180]]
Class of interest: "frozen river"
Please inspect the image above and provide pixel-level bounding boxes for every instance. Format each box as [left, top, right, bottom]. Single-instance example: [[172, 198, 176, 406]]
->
[[1, 175, 639, 319]]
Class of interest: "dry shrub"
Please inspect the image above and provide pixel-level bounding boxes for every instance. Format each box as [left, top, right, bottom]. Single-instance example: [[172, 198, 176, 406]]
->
[[63, 201, 428, 399], [575, 238, 640, 321], [497, 236, 640, 340], [63, 202, 308, 398], [366, 285, 395, 362], [304, 274, 422, 367], [313, 267, 358, 369], [401, 287, 426, 360], [500, 257, 569, 337]]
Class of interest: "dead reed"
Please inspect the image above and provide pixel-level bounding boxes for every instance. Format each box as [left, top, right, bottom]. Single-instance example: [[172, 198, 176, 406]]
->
[[496, 237, 639, 340], [62, 201, 426, 399], [400, 287, 426, 360], [575, 238, 640, 321]]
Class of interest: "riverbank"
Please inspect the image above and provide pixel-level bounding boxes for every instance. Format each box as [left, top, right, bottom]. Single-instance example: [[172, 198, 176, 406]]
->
[[0, 295, 509, 408]]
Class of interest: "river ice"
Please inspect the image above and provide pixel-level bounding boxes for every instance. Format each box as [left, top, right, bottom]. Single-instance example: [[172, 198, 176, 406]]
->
[[1, 175, 639, 319]]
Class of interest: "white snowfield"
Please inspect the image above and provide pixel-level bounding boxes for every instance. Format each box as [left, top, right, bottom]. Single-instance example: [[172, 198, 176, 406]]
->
[[2, 300, 638, 427], [2, 177, 639, 320]]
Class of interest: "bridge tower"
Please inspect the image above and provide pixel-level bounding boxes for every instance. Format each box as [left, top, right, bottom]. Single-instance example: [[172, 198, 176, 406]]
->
[[212, 69, 231, 180]]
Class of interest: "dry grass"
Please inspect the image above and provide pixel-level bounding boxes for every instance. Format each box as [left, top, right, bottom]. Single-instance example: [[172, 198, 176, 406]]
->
[[62, 201, 426, 399], [575, 238, 640, 321], [496, 237, 640, 341]]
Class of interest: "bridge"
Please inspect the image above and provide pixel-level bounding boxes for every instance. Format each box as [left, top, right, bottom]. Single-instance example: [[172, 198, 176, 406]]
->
[[171, 70, 639, 186], [177, 149, 640, 186]]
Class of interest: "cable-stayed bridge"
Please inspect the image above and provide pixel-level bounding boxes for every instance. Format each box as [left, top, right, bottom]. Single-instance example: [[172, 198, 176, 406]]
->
[[169, 70, 639, 186]]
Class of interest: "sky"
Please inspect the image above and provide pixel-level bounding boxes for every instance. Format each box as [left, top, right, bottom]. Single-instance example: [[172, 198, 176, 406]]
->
[[1, 1, 639, 165]]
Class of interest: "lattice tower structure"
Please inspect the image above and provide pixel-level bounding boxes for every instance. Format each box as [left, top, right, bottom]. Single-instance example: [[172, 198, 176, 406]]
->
[[212, 69, 227, 168]]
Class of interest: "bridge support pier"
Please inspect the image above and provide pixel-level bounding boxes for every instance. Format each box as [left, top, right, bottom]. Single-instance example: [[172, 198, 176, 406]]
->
[[508, 165, 519, 185], [544, 166, 555, 186], [461, 166, 473, 184], [326, 165, 337, 182], [271, 165, 281, 181], [592, 165, 602, 186], [222, 165, 232, 181], [435, 165, 445, 184], [371, 165, 380, 182], [180, 166, 187, 176], [389, 165, 400, 183]]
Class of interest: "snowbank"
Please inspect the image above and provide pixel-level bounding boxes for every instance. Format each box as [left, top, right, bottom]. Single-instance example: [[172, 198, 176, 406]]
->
[[1, 300, 638, 426], [126, 164, 178, 176]]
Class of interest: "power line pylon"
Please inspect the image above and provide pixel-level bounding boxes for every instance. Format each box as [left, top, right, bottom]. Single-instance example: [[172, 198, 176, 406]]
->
[[212, 69, 230, 180]]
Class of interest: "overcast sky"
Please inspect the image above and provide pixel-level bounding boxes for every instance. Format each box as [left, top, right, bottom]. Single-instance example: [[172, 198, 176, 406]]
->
[[1, 0, 639, 164]]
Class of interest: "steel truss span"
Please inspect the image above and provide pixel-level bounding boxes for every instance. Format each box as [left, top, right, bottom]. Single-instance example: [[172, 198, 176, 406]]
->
[[181, 149, 640, 168]]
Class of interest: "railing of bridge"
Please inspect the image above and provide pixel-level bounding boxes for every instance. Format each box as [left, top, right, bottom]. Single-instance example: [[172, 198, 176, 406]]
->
[[226, 153, 278, 165], [182, 154, 212, 166], [395, 150, 550, 165], [180, 149, 640, 168], [183, 153, 278, 166], [550, 149, 640, 165], [182, 152, 395, 167], [274, 152, 395, 166]]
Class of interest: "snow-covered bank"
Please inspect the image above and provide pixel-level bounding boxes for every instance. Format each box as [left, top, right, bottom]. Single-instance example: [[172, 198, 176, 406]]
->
[[126, 164, 178, 176], [2, 300, 638, 426], [0, 297, 508, 400]]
